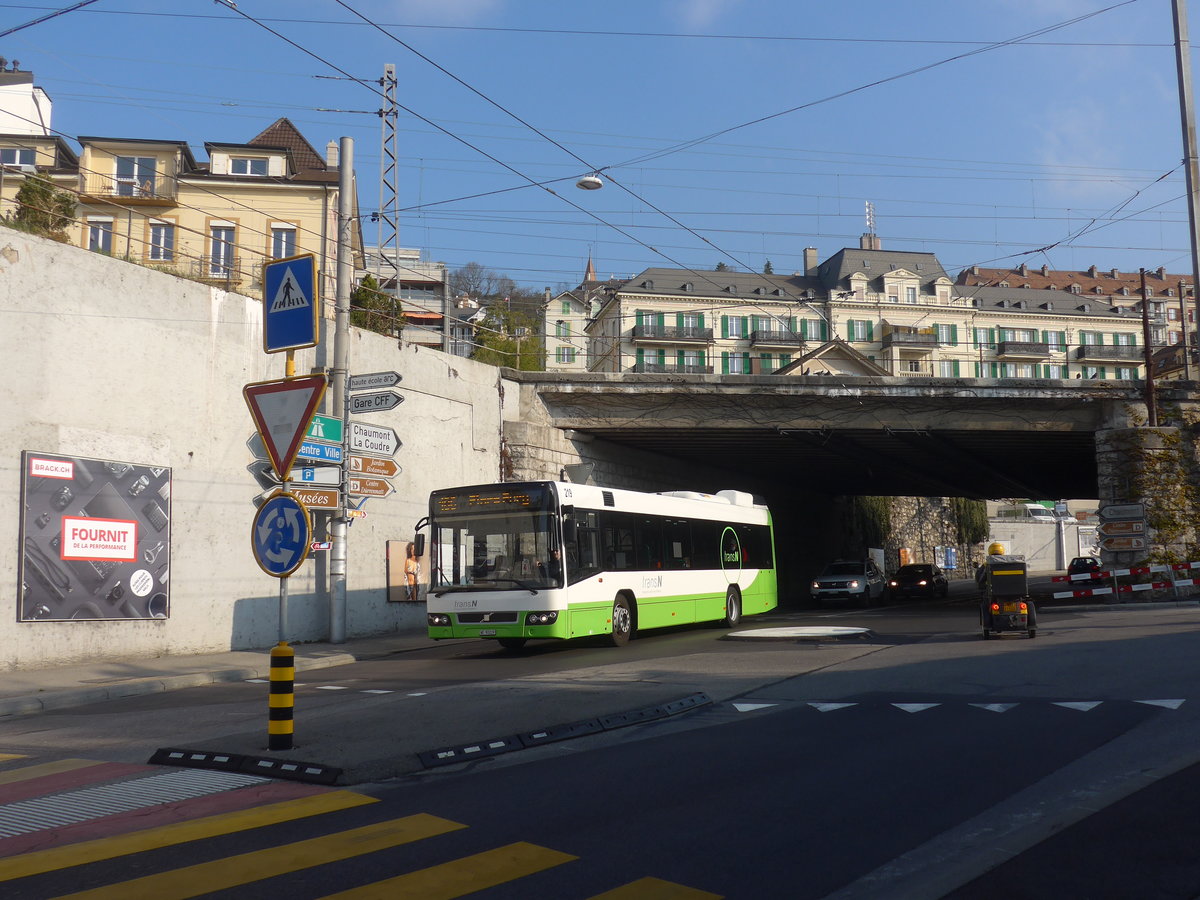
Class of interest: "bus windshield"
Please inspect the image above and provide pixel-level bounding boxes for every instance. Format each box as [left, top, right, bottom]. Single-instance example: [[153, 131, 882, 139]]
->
[[432, 510, 561, 594]]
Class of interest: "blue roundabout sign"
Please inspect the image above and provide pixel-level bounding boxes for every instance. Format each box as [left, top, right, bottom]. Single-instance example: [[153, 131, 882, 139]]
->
[[251, 491, 312, 577]]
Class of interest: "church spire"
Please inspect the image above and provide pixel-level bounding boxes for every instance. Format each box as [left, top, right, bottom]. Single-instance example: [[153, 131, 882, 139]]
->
[[584, 254, 596, 283]]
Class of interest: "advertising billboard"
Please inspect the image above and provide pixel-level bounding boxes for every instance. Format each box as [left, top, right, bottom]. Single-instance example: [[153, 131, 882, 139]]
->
[[18, 451, 171, 621]]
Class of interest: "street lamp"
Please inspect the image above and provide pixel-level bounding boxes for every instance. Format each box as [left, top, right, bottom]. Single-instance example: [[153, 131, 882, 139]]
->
[[576, 173, 603, 190]]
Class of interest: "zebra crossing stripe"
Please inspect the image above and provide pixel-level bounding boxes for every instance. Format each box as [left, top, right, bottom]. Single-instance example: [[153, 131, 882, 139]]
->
[[0, 791, 376, 882], [969, 703, 1019, 713], [1137, 699, 1186, 709], [892, 703, 940, 713], [50, 814, 466, 900], [808, 702, 856, 712], [317, 841, 577, 899], [584, 876, 722, 899], [1054, 701, 1103, 711]]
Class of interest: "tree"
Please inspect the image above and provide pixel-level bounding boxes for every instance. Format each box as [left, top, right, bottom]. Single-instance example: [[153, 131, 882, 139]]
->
[[762, 259, 774, 275], [8, 173, 75, 241], [349, 274, 402, 336], [448, 261, 545, 321], [716, 261, 729, 271], [472, 303, 544, 371]]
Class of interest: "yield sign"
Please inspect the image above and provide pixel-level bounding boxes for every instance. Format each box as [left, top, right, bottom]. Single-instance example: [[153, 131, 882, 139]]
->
[[244, 374, 328, 481]]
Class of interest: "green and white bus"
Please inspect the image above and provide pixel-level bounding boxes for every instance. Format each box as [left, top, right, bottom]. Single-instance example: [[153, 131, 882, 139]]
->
[[423, 481, 777, 649]]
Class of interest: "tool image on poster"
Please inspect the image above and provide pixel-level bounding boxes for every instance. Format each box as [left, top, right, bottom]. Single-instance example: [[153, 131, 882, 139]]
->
[[18, 451, 171, 621]]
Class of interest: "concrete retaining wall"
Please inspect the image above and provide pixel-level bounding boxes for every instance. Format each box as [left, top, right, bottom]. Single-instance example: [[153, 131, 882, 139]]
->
[[0, 230, 501, 670]]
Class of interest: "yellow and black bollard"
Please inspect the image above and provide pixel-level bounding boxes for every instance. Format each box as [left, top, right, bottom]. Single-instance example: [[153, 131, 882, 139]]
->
[[268, 641, 294, 751]]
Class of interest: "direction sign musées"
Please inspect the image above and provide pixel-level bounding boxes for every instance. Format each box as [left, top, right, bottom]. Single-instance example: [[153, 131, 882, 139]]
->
[[290, 487, 340, 510]]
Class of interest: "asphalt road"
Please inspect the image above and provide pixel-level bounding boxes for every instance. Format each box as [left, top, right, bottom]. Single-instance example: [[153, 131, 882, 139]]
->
[[6, 595, 1200, 898]]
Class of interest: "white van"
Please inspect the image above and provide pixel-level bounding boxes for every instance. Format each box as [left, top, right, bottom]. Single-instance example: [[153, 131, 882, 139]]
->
[[996, 503, 1056, 522]]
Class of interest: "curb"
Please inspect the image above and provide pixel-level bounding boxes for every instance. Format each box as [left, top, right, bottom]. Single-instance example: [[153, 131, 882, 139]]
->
[[0, 651, 358, 719]]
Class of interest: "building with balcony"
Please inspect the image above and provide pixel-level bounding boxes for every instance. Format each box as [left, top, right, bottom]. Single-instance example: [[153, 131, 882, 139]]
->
[[0, 68, 361, 302], [362, 247, 448, 348]]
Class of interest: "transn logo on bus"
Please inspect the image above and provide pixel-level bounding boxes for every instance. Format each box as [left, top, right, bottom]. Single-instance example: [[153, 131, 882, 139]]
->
[[642, 575, 663, 590]]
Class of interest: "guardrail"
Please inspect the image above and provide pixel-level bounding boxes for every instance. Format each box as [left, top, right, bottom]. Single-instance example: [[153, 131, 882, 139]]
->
[[1050, 561, 1200, 600]]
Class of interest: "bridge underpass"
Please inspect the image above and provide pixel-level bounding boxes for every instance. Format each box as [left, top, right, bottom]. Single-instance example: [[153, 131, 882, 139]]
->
[[514, 372, 1166, 500], [506, 373, 1193, 597]]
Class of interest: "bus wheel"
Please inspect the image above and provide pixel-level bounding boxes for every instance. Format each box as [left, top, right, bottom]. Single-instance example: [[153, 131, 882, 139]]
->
[[497, 638, 527, 651], [610, 595, 633, 647], [723, 586, 742, 627]]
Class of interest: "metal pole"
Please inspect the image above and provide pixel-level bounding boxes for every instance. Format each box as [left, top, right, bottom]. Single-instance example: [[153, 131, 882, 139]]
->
[[329, 136, 353, 644], [1141, 268, 1159, 427], [1172, 0, 1200, 374], [278, 573, 288, 643], [1181, 279, 1192, 380]]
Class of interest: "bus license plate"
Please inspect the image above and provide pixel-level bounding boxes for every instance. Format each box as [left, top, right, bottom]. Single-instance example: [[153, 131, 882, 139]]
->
[[478, 629, 496, 636]]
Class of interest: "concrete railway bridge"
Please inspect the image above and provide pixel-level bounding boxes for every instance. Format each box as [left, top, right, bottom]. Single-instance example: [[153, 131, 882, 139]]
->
[[500, 371, 1200, 578]]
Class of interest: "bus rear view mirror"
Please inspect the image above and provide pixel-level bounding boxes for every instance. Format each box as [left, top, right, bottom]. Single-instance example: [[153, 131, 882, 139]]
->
[[413, 533, 426, 557], [562, 518, 577, 543]]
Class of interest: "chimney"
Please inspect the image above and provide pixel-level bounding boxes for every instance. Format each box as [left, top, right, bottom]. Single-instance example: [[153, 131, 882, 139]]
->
[[803, 247, 819, 275], [1111, 268, 1120, 278], [1019, 263, 1028, 276], [859, 233, 881, 251], [1157, 266, 1166, 279], [1040, 264, 1049, 276], [325, 140, 338, 168], [1088, 265, 1098, 278]]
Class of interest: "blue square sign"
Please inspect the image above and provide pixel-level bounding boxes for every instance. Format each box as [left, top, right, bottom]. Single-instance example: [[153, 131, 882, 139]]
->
[[263, 254, 318, 353]]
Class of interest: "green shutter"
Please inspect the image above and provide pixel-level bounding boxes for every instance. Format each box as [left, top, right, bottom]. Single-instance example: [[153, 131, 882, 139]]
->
[[780, 353, 792, 365], [721, 352, 729, 374], [974, 362, 982, 377], [1099, 367, 1108, 380], [677, 349, 685, 367], [657, 348, 666, 365], [950, 324, 958, 345], [990, 362, 999, 378], [988, 328, 996, 346], [635, 311, 644, 328], [636, 348, 645, 368], [866, 320, 874, 341], [721, 316, 729, 338], [847, 321, 855, 340], [952, 360, 960, 377], [789, 316, 797, 334], [800, 319, 808, 340], [656, 312, 665, 328], [698, 350, 706, 367], [697, 313, 705, 328], [820, 319, 829, 340], [741, 316, 749, 337]]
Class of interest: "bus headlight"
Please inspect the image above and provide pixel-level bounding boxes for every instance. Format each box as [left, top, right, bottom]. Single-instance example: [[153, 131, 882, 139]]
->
[[525, 611, 559, 626], [427, 613, 452, 627]]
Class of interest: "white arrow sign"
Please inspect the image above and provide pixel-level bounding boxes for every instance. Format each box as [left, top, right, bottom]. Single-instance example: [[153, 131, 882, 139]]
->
[[348, 371, 402, 392], [348, 421, 400, 457], [349, 390, 403, 414]]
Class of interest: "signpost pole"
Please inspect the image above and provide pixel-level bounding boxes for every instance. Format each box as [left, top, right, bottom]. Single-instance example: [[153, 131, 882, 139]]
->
[[329, 136, 353, 645], [279, 573, 288, 644]]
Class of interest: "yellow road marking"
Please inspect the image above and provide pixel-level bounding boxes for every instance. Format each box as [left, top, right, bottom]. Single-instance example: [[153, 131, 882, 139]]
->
[[587, 876, 723, 899], [0, 759, 101, 786], [0, 791, 376, 881], [51, 814, 465, 900], [319, 841, 577, 899], [0, 754, 28, 762]]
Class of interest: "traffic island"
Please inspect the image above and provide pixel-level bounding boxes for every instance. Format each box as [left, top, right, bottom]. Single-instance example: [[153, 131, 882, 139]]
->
[[723, 625, 873, 641]]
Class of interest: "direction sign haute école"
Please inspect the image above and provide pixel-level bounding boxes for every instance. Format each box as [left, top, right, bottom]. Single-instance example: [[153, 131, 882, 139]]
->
[[348, 371, 402, 392]]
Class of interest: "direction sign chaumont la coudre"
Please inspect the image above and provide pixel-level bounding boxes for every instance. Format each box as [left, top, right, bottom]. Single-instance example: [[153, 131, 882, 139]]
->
[[348, 421, 400, 458]]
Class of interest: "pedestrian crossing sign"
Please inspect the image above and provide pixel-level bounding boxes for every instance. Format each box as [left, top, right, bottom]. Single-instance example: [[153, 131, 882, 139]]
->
[[263, 253, 318, 353]]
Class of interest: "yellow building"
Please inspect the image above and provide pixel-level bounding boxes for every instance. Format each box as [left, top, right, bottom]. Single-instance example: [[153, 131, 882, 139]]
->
[[0, 66, 360, 302]]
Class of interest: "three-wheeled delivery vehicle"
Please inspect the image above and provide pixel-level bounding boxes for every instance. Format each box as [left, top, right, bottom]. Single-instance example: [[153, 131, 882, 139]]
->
[[980, 554, 1037, 639]]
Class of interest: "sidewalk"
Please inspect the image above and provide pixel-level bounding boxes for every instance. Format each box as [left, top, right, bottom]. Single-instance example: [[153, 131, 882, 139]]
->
[[0, 631, 435, 719]]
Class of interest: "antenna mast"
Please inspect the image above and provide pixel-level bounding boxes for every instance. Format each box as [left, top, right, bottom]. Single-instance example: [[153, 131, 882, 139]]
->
[[376, 64, 399, 295]]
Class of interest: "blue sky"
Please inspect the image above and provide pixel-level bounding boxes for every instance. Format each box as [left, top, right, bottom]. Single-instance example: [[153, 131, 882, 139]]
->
[[4, 0, 1195, 289]]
